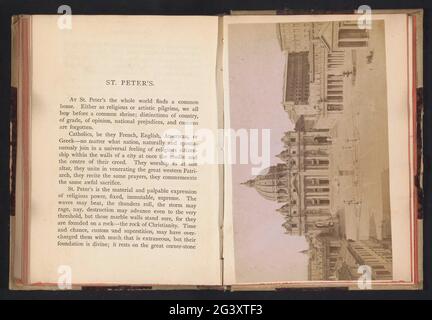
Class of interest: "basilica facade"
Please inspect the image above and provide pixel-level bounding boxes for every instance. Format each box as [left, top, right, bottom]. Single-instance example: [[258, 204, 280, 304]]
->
[[242, 22, 393, 281], [243, 117, 336, 238]]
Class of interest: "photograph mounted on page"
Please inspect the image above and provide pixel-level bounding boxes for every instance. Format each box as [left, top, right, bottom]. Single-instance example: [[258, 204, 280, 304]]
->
[[223, 15, 420, 289]]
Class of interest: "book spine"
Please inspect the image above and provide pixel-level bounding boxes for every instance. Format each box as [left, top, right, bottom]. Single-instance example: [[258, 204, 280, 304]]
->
[[10, 15, 32, 288]]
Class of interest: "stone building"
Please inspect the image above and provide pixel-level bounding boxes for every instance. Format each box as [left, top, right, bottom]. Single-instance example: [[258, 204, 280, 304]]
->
[[278, 23, 311, 53], [336, 239, 393, 281], [242, 163, 291, 203], [243, 22, 390, 281], [335, 21, 369, 48], [307, 233, 342, 280], [347, 239, 392, 280], [279, 21, 370, 128], [243, 118, 335, 237], [285, 52, 310, 106], [306, 235, 393, 281], [242, 114, 393, 281]]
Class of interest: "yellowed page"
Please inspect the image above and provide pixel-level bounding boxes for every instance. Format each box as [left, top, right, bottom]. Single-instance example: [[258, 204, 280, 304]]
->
[[223, 14, 415, 287], [29, 15, 221, 286]]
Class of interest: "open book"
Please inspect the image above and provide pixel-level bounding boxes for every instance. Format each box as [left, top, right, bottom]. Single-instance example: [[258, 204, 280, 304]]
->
[[10, 12, 423, 290]]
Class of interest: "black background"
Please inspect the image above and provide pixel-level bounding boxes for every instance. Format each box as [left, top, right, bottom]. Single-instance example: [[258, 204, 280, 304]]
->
[[0, 0, 430, 302]]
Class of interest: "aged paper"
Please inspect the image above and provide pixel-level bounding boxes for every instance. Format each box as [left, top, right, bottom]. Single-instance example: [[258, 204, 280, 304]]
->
[[28, 15, 221, 286]]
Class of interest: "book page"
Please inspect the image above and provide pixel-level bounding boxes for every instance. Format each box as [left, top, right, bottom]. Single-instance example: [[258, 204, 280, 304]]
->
[[222, 14, 415, 287], [28, 15, 221, 286]]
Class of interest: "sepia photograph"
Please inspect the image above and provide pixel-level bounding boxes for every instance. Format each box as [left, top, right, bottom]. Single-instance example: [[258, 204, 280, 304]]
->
[[229, 20, 393, 283]]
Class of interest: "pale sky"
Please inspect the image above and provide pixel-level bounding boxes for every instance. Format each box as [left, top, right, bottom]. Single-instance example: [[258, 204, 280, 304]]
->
[[228, 23, 308, 283]]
